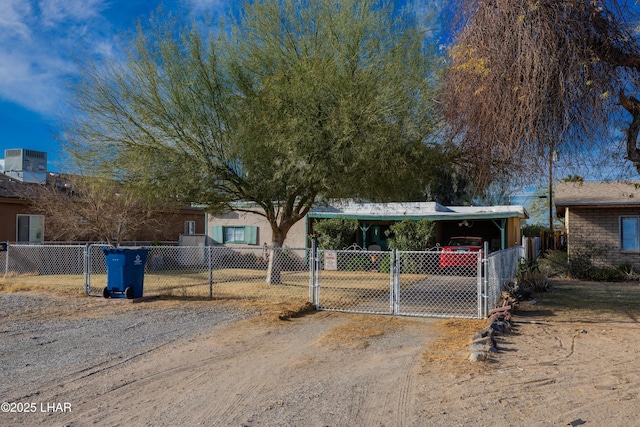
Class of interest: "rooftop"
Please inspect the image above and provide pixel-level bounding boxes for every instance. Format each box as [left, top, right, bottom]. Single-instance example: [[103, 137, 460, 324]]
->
[[555, 181, 640, 212], [309, 200, 528, 221]]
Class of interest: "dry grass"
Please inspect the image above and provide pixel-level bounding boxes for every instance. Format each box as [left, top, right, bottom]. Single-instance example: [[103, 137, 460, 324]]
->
[[314, 314, 403, 350], [422, 318, 489, 367], [0, 274, 84, 295]]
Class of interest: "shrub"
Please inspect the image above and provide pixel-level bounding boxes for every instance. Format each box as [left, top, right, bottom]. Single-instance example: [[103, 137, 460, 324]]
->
[[521, 224, 544, 237], [345, 254, 370, 271], [580, 267, 624, 281], [616, 263, 639, 280], [517, 271, 549, 294], [538, 250, 568, 277], [385, 219, 435, 251], [313, 218, 359, 250], [379, 256, 391, 274]]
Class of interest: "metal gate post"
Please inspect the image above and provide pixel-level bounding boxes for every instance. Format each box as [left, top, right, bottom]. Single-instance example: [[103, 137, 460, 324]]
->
[[314, 248, 322, 309], [4, 242, 9, 278], [208, 246, 213, 299], [482, 241, 490, 318], [309, 238, 316, 305], [84, 244, 90, 295], [391, 250, 398, 314]]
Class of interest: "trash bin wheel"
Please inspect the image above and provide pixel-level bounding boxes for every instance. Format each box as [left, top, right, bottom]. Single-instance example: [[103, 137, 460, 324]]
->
[[125, 286, 134, 299], [102, 287, 110, 299]]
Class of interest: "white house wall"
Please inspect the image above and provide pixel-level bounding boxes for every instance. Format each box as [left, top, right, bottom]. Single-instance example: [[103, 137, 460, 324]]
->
[[208, 209, 307, 248]]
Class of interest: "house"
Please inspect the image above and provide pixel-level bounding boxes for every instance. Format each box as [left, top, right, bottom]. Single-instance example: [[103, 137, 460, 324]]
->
[[555, 181, 640, 269], [0, 172, 44, 243], [207, 200, 528, 250], [0, 149, 206, 243]]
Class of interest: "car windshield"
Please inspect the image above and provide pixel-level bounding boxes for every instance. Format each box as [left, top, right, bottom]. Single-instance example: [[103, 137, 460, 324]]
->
[[447, 238, 481, 246]]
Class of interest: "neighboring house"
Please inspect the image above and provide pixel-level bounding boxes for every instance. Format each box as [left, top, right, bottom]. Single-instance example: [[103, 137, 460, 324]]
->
[[0, 173, 44, 243], [0, 149, 206, 243], [555, 181, 640, 269], [208, 201, 528, 250]]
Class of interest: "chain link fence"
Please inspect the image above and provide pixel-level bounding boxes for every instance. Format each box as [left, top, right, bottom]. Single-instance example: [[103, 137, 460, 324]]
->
[[87, 245, 311, 302], [1, 242, 524, 319], [1, 244, 87, 293], [485, 246, 525, 311]]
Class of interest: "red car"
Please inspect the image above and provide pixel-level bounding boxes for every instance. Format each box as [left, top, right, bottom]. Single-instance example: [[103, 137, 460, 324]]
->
[[439, 236, 484, 269]]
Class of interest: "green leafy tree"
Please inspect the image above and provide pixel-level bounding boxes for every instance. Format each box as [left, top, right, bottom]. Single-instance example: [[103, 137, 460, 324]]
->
[[312, 218, 359, 250], [385, 219, 435, 251], [66, 0, 445, 251]]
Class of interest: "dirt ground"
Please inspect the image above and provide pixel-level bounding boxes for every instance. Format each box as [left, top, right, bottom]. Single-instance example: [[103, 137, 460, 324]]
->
[[1, 278, 640, 426]]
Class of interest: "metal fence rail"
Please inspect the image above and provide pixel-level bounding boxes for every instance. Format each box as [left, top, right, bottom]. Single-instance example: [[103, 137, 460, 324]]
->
[[1, 242, 524, 319]]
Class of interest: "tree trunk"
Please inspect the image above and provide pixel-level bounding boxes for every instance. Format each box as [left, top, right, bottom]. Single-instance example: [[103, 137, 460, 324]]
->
[[620, 90, 640, 174], [266, 229, 286, 285]]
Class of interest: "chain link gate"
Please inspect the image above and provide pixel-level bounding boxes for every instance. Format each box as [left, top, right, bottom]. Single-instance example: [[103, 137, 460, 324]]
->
[[394, 250, 483, 318], [313, 248, 484, 318], [314, 249, 395, 315]]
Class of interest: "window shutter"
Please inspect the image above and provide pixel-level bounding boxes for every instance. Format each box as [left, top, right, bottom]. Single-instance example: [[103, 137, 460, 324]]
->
[[210, 226, 224, 244], [245, 226, 258, 245]]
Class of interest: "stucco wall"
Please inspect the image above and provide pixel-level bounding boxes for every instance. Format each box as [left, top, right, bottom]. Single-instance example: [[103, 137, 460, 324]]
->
[[0, 199, 31, 242], [208, 209, 308, 248], [567, 206, 640, 269]]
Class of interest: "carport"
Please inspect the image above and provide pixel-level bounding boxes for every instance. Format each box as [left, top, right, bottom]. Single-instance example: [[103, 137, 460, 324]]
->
[[307, 201, 528, 251]]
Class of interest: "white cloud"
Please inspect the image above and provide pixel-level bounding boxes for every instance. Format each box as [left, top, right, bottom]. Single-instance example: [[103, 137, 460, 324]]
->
[[0, 0, 232, 117], [0, 0, 114, 116], [185, 0, 226, 14], [39, 0, 108, 26], [0, 0, 33, 40]]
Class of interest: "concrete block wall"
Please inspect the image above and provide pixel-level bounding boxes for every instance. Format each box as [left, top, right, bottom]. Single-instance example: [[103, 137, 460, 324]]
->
[[567, 207, 640, 269]]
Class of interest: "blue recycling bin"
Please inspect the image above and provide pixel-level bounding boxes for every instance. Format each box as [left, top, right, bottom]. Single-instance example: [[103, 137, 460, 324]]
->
[[102, 248, 149, 299]]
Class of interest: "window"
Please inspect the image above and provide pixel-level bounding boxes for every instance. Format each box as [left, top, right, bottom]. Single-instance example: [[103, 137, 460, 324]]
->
[[16, 215, 44, 243], [184, 221, 196, 235], [209, 225, 258, 245], [620, 216, 640, 251], [225, 227, 245, 243]]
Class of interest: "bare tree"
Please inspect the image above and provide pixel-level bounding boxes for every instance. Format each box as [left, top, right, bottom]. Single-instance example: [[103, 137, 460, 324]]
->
[[26, 175, 177, 246], [445, 0, 640, 189]]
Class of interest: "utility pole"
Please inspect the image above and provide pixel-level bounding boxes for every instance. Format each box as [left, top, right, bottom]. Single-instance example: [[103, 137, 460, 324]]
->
[[549, 144, 554, 233], [549, 143, 557, 250]]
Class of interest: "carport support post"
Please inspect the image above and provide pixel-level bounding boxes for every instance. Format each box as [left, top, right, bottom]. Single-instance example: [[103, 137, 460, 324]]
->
[[360, 223, 371, 249]]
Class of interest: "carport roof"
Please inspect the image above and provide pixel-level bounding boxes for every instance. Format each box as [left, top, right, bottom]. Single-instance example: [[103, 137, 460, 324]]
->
[[308, 201, 528, 221]]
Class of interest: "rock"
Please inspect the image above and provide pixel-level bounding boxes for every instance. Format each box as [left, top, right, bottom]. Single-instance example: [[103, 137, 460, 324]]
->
[[469, 343, 490, 352], [472, 336, 496, 347], [469, 351, 488, 362]]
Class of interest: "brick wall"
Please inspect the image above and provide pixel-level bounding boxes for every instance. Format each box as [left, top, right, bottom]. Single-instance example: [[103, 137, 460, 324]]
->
[[567, 207, 640, 269]]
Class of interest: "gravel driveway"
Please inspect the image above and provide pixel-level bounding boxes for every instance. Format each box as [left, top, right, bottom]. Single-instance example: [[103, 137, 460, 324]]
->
[[0, 293, 255, 400]]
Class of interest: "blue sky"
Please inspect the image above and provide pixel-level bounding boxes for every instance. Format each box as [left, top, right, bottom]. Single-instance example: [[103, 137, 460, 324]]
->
[[0, 0, 249, 171], [0, 0, 438, 172], [0, 0, 234, 171], [0, 0, 635, 191]]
